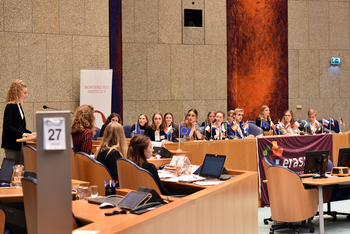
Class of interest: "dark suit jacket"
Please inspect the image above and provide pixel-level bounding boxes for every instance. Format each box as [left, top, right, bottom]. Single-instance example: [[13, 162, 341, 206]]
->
[[1, 103, 31, 151], [144, 126, 166, 141]]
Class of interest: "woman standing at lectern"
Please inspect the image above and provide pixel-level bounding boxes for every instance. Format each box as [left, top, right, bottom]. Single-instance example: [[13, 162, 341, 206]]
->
[[1, 80, 35, 164]]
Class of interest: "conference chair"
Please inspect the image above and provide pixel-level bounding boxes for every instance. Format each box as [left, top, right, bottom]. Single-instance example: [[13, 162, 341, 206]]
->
[[265, 166, 318, 234], [0, 207, 11, 234], [21, 177, 81, 234], [23, 145, 37, 173], [92, 127, 101, 140], [75, 152, 113, 196], [117, 158, 164, 195], [23, 146, 78, 179], [123, 125, 132, 138], [247, 123, 265, 137], [262, 157, 276, 225], [71, 148, 77, 179]]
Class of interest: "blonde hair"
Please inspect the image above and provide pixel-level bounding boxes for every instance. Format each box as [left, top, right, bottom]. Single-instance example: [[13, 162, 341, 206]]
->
[[96, 122, 127, 158], [71, 104, 95, 134], [233, 108, 244, 115], [259, 105, 271, 122], [227, 110, 235, 116], [308, 109, 317, 116], [204, 111, 216, 125], [6, 79, 27, 103]]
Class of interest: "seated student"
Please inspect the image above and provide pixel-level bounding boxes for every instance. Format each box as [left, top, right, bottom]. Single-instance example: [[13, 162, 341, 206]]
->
[[95, 122, 127, 181], [144, 112, 167, 142], [164, 112, 175, 141], [99, 113, 122, 137], [71, 104, 95, 154], [130, 114, 149, 137], [278, 110, 300, 135], [201, 111, 215, 127], [127, 135, 169, 195], [227, 108, 254, 139], [174, 109, 203, 141], [206, 111, 227, 140], [256, 105, 272, 131], [227, 110, 235, 125], [301, 109, 329, 134]]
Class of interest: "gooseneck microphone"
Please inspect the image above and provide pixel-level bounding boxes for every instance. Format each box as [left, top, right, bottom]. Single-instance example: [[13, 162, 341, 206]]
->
[[43, 105, 74, 114]]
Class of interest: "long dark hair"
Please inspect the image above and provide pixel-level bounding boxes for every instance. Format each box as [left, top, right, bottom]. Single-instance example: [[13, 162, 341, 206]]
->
[[127, 135, 150, 166]]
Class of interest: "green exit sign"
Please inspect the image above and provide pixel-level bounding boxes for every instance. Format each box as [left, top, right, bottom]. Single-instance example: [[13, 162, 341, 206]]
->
[[331, 57, 341, 65]]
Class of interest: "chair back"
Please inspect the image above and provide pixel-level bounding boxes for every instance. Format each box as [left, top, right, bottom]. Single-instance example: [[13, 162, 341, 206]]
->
[[71, 148, 77, 179], [123, 125, 132, 138], [22, 177, 38, 234], [22, 177, 81, 233], [75, 152, 113, 196], [117, 158, 162, 195], [266, 166, 318, 222], [23, 145, 37, 173], [92, 127, 101, 140], [247, 123, 265, 136]]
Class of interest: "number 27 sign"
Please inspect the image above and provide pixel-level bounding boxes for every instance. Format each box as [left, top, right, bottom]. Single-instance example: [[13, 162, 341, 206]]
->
[[43, 118, 66, 150]]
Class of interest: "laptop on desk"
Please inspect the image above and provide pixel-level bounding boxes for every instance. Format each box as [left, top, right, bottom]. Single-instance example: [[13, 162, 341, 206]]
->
[[198, 154, 228, 180], [0, 158, 16, 183]]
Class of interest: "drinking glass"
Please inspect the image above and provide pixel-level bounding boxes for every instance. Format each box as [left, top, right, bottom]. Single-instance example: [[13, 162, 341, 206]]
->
[[90, 185, 99, 198], [11, 164, 24, 187]]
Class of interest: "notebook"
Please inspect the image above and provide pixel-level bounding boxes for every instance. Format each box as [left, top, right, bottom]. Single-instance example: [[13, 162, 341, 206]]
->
[[0, 158, 16, 183], [199, 154, 227, 180]]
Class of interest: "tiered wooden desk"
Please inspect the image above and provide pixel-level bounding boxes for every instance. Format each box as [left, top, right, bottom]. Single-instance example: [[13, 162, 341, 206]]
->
[[72, 169, 258, 234], [164, 132, 350, 206]]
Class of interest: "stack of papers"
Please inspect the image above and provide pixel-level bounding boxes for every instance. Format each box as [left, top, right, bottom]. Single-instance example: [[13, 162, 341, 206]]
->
[[165, 175, 205, 183]]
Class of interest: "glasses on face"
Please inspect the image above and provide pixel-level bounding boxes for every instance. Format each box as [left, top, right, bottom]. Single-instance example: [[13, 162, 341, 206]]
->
[[285, 115, 291, 117], [237, 114, 243, 117]]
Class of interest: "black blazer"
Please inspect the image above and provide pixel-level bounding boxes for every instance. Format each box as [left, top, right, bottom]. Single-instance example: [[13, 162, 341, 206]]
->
[[1, 103, 31, 151], [144, 126, 166, 141]]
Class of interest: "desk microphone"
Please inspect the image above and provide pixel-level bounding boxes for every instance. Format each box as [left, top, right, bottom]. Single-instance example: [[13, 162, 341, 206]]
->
[[43, 105, 74, 114]]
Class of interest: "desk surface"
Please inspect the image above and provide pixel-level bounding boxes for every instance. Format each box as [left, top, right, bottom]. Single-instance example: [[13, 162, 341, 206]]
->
[[0, 179, 89, 203], [302, 175, 350, 186], [73, 169, 258, 234]]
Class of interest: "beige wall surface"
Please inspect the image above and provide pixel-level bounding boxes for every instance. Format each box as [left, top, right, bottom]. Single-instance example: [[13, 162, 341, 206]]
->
[[289, 0, 350, 133], [0, 0, 110, 161], [122, 0, 227, 126]]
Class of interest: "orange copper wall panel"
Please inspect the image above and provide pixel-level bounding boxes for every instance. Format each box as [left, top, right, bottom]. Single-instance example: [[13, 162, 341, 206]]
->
[[227, 0, 288, 123]]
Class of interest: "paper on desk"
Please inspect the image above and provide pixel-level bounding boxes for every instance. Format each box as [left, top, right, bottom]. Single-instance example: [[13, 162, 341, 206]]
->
[[73, 231, 100, 234], [158, 171, 176, 179], [194, 181, 225, 186], [165, 175, 205, 183]]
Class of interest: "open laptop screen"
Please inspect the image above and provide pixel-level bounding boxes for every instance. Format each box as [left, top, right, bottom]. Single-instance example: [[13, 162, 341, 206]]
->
[[0, 158, 16, 183], [199, 154, 226, 179]]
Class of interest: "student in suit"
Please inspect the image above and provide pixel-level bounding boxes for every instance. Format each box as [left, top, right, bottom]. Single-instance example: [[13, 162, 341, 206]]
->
[[278, 110, 300, 135], [130, 114, 149, 137], [174, 109, 203, 141], [144, 112, 167, 142], [301, 109, 329, 134], [1, 80, 35, 164], [201, 111, 215, 127], [227, 108, 254, 139], [96, 122, 127, 181], [127, 135, 169, 195], [99, 113, 122, 137], [256, 105, 272, 131], [227, 110, 235, 125], [206, 111, 227, 140], [71, 104, 95, 154]]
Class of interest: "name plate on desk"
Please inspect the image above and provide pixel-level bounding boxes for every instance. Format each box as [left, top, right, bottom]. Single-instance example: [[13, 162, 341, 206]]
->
[[43, 117, 66, 150]]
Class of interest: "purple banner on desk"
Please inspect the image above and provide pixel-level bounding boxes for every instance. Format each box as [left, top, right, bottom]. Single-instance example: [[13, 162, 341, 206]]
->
[[258, 134, 333, 207]]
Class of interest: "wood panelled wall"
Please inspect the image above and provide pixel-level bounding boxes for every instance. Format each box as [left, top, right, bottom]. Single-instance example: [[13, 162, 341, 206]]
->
[[227, 0, 288, 122]]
